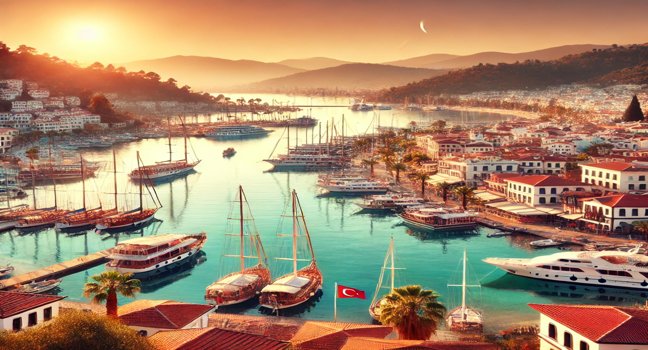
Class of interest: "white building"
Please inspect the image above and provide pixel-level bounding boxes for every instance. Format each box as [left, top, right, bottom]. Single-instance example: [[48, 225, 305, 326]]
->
[[505, 175, 592, 207], [0, 113, 32, 130], [0, 128, 18, 153], [580, 162, 648, 192], [0, 79, 23, 90], [0, 88, 21, 101], [27, 89, 50, 99], [0, 291, 65, 331], [438, 157, 519, 186], [518, 156, 571, 175], [11, 100, 43, 112], [118, 300, 214, 336], [530, 303, 648, 350], [542, 140, 578, 155], [64, 96, 81, 107], [580, 193, 648, 232]]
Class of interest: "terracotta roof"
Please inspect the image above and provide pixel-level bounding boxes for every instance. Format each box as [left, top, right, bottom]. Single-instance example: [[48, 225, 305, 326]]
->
[[341, 337, 497, 350], [581, 162, 638, 171], [588, 194, 648, 208], [505, 175, 587, 187], [149, 327, 290, 350], [529, 304, 648, 344], [118, 300, 214, 330], [291, 321, 393, 350], [209, 313, 303, 341], [0, 291, 65, 318]]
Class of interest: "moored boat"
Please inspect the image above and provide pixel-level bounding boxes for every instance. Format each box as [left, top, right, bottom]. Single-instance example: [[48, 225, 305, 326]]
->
[[369, 237, 400, 321], [222, 148, 236, 158], [15, 279, 62, 294], [321, 179, 390, 195], [259, 190, 322, 310], [207, 124, 271, 140], [0, 264, 14, 277], [399, 207, 478, 231], [205, 186, 272, 307], [105, 233, 207, 279], [530, 239, 563, 248], [446, 250, 483, 332]]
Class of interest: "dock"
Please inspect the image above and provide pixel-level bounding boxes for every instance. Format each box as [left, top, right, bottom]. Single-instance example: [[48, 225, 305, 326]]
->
[[0, 249, 111, 289]]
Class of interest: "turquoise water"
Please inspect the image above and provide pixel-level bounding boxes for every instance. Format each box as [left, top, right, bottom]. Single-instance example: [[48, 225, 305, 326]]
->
[[1, 100, 645, 332]]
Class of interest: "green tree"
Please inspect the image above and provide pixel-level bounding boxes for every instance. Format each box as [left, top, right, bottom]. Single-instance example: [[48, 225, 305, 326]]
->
[[632, 221, 648, 240], [83, 271, 141, 318], [0, 310, 153, 350], [378, 285, 446, 340], [622, 95, 645, 122], [362, 157, 379, 176], [392, 162, 407, 182], [25, 147, 39, 161], [409, 171, 429, 197], [454, 186, 475, 209], [435, 182, 452, 202]]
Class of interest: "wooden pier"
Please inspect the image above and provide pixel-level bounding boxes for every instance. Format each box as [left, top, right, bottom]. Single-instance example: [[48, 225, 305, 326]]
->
[[0, 249, 111, 289]]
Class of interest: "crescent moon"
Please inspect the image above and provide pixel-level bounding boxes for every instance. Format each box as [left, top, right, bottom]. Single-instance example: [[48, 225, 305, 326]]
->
[[341, 288, 355, 297], [419, 20, 428, 34]]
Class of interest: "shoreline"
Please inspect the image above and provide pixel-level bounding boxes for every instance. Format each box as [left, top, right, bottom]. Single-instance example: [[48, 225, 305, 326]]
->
[[444, 105, 541, 120]]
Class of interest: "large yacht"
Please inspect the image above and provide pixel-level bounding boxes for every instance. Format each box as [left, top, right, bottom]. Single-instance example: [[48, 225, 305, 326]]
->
[[106, 233, 207, 279], [399, 207, 478, 231], [206, 125, 271, 140], [483, 250, 648, 290]]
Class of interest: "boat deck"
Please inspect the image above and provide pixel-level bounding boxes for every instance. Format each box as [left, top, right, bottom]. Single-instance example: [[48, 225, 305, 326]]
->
[[0, 249, 111, 289]]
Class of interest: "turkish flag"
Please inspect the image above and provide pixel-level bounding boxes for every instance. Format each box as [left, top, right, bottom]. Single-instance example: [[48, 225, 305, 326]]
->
[[337, 284, 366, 299]]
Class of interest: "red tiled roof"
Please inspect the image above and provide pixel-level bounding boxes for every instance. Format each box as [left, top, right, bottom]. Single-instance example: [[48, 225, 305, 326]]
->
[[291, 321, 393, 350], [149, 327, 290, 350], [529, 304, 648, 344], [581, 162, 636, 171], [0, 291, 65, 318], [118, 300, 214, 330], [505, 175, 587, 187], [341, 337, 496, 350], [589, 194, 648, 208]]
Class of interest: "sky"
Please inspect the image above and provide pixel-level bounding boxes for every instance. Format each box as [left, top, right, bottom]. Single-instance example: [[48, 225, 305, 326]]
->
[[2, 0, 648, 65]]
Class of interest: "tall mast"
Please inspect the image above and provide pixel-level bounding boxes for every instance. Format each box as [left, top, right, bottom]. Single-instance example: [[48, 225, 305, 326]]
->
[[287, 124, 290, 153], [4, 171, 10, 209], [461, 249, 467, 319], [112, 149, 118, 210], [137, 151, 143, 212], [182, 117, 188, 162], [295, 123, 298, 147], [31, 162, 36, 209], [239, 185, 245, 272], [390, 237, 395, 291], [167, 116, 172, 162], [80, 155, 86, 210], [291, 190, 298, 275], [326, 120, 329, 155], [53, 178, 57, 209]]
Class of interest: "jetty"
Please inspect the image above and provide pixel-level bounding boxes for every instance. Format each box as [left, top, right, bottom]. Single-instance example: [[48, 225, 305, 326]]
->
[[0, 249, 111, 289]]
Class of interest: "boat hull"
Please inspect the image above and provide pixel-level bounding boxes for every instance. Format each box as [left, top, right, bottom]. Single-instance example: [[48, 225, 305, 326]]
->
[[0, 221, 17, 232], [95, 210, 157, 233], [129, 162, 199, 181], [400, 216, 477, 232], [106, 246, 201, 280]]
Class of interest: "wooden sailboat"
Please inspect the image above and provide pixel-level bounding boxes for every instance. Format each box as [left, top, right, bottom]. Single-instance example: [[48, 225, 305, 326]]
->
[[369, 237, 402, 321], [96, 150, 160, 233], [259, 190, 322, 310], [129, 116, 200, 182], [0, 166, 47, 227], [15, 165, 69, 231], [204, 186, 271, 306], [55, 155, 117, 232], [446, 249, 483, 332]]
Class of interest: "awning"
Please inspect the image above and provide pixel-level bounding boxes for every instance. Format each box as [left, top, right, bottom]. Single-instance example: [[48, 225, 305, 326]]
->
[[260, 275, 311, 294], [557, 213, 583, 220], [473, 190, 505, 203], [486, 201, 562, 216], [426, 173, 463, 185]]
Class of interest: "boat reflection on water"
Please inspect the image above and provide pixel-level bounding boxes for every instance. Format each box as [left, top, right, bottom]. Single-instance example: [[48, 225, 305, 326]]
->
[[483, 273, 648, 306], [402, 227, 479, 254], [258, 289, 323, 317], [140, 250, 207, 293]]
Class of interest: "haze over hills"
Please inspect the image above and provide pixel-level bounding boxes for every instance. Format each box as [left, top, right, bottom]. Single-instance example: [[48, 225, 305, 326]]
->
[[385, 44, 610, 69], [123, 55, 304, 91], [242, 63, 445, 92], [277, 57, 351, 70]]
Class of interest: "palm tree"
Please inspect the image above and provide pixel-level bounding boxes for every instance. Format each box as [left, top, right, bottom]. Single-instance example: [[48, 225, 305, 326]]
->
[[379, 285, 446, 340], [392, 162, 407, 182], [633, 221, 648, 240], [454, 186, 475, 209], [435, 182, 452, 202], [362, 157, 379, 176], [83, 271, 141, 318], [409, 171, 429, 197]]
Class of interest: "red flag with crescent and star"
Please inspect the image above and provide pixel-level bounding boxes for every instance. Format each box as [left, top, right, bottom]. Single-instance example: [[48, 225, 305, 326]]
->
[[337, 284, 366, 299]]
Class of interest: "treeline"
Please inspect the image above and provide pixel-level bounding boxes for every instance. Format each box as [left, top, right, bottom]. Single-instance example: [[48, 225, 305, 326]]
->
[[0, 42, 216, 103], [375, 44, 648, 102]]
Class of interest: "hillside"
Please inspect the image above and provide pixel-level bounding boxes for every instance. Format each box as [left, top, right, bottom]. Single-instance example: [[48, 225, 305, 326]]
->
[[124, 56, 303, 91], [387, 44, 609, 69], [377, 44, 648, 102], [277, 57, 351, 70], [244, 63, 445, 92], [0, 44, 214, 103]]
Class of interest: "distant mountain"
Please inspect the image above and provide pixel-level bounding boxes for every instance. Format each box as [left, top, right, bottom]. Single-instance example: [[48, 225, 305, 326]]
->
[[277, 57, 351, 70], [386, 44, 610, 69], [123, 56, 304, 91], [243, 63, 446, 92], [378, 44, 648, 101]]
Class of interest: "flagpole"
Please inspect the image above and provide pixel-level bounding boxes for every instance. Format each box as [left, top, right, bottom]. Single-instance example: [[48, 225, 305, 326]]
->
[[334, 282, 338, 322]]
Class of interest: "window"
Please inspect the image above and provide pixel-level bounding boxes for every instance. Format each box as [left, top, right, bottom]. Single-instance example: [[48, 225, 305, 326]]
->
[[44, 307, 52, 321], [506, 165, 513, 171], [640, 175, 646, 181], [550, 197, 557, 203], [633, 209, 639, 216], [13, 317, 22, 331], [641, 184, 646, 190], [613, 174, 617, 180], [605, 208, 609, 215], [579, 341, 589, 350], [539, 197, 546, 204], [620, 209, 626, 217], [482, 166, 488, 171], [630, 184, 635, 190], [540, 188, 546, 194], [606, 173, 610, 179], [551, 188, 557, 194], [613, 183, 618, 189], [548, 323, 557, 339], [564, 332, 573, 349], [28, 312, 37, 327], [585, 169, 589, 175]]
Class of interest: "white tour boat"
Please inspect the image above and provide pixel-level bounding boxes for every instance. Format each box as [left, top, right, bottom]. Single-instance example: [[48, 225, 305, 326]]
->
[[399, 207, 478, 231]]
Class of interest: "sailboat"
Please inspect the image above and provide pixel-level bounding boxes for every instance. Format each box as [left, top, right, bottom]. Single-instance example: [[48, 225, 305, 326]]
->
[[204, 186, 272, 306], [55, 155, 117, 232], [129, 116, 200, 182], [95, 150, 160, 233], [446, 249, 483, 332], [259, 190, 322, 310], [15, 166, 69, 232], [369, 237, 402, 321]]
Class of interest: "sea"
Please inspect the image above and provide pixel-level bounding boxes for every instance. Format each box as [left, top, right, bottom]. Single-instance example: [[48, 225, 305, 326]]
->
[[1, 94, 645, 332]]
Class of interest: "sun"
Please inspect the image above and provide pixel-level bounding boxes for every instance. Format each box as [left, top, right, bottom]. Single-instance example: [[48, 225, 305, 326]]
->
[[73, 23, 103, 43]]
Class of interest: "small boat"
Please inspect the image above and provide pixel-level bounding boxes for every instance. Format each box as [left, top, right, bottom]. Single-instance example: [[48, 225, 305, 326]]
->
[[486, 231, 512, 238], [222, 148, 236, 158], [205, 186, 271, 307], [15, 279, 62, 294], [369, 237, 400, 321], [530, 239, 563, 248], [259, 190, 322, 310], [446, 250, 483, 332], [0, 264, 14, 277]]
